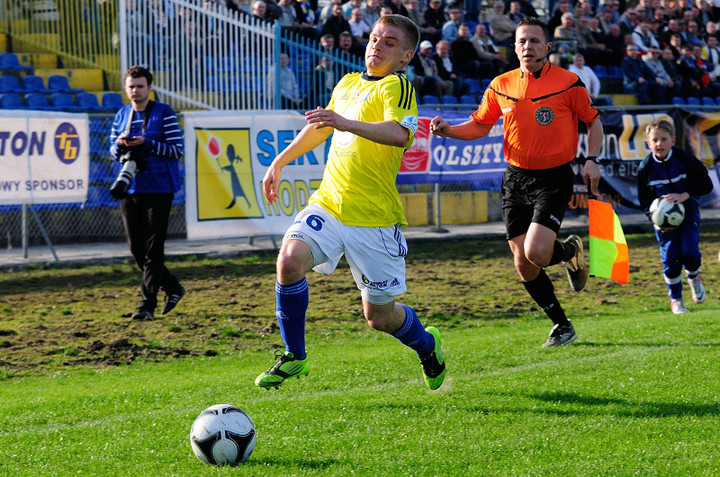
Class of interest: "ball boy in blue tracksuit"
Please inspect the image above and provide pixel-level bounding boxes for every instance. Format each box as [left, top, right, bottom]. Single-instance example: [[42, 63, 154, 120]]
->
[[637, 119, 713, 314]]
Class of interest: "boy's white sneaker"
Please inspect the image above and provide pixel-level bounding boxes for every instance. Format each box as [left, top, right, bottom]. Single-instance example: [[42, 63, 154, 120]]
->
[[687, 275, 706, 304], [671, 298, 689, 314]]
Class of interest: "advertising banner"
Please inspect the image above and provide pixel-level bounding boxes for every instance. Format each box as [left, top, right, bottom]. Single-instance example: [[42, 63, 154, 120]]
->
[[183, 111, 327, 239], [0, 111, 89, 204]]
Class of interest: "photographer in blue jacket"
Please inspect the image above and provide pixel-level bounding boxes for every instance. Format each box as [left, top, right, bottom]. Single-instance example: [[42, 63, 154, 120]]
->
[[109, 65, 185, 321]]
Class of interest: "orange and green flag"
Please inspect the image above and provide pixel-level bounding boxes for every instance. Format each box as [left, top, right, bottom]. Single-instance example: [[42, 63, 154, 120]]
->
[[588, 199, 629, 284]]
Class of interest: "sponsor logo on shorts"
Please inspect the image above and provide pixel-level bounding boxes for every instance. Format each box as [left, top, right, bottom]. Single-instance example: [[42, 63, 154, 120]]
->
[[549, 214, 560, 226], [361, 275, 401, 289], [535, 107, 554, 126]]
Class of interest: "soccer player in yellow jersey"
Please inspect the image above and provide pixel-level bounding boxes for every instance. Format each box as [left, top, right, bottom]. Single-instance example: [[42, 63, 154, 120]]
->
[[431, 17, 604, 348], [255, 14, 446, 391]]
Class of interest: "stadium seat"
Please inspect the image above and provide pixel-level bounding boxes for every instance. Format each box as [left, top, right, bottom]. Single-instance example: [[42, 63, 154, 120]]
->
[[47, 74, 83, 93], [0, 75, 28, 93], [50, 92, 83, 111], [671, 96, 686, 105], [592, 65, 608, 79], [89, 161, 114, 184], [441, 94, 459, 104], [25, 92, 58, 111], [464, 78, 482, 95], [460, 94, 477, 105], [481, 78, 492, 89], [0, 52, 33, 71], [421, 94, 440, 104], [686, 96, 701, 106], [701, 96, 716, 106], [0, 92, 26, 109], [206, 75, 225, 92], [76, 92, 104, 112], [607, 66, 623, 79], [22, 74, 51, 93], [101, 92, 124, 111]]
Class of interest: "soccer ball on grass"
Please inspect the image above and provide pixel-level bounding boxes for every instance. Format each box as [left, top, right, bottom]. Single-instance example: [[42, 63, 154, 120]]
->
[[649, 197, 685, 230], [190, 404, 256, 466]]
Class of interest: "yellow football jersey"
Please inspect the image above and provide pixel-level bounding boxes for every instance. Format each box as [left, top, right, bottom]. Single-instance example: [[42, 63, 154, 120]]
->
[[309, 71, 418, 227]]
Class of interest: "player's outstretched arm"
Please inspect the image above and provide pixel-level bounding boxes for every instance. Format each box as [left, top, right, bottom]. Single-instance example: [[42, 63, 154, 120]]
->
[[305, 107, 410, 147], [262, 122, 332, 204], [429, 117, 493, 139]]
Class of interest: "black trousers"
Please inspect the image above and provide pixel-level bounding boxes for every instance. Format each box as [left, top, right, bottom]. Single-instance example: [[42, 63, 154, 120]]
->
[[120, 193, 181, 311]]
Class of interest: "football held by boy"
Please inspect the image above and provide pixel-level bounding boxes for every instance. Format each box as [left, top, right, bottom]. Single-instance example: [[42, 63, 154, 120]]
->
[[255, 15, 446, 391]]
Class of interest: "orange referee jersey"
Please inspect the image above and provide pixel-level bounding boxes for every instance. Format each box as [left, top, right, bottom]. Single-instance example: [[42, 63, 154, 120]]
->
[[471, 62, 599, 170]]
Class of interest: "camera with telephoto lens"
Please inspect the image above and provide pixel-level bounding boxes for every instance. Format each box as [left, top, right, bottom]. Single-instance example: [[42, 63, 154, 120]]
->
[[110, 150, 144, 199]]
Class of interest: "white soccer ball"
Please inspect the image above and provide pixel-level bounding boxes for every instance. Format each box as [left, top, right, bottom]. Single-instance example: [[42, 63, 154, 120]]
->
[[190, 404, 256, 466], [649, 197, 685, 230]]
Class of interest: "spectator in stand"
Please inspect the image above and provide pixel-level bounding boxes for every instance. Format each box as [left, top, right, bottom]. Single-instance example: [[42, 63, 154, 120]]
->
[[553, 12, 579, 54], [423, 0, 447, 39], [703, 21, 719, 42], [450, 24, 491, 78], [676, 43, 714, 97], [362, 0, 382, 28], [547, 0, 572, 35], [604, 23, 627, 66], [343, 0, 363, 18], [514, 0, 538, 19], [321, 3, 352, 43], [432, 39, 463, 94], [555, 42, 574, 67], [348, 8, 371, 46], [548, 52, 563, 67], [249, 0, 273, 22], [278, 0, 317, 39], [702, 35, 720, 81], [319, 0, 342, 23], [633, 16, 661, 54], [266, 52, 302, 109], [587, 16, 607, 45], [618, 6, 640, 35], [442, 5, 463, 42], [654, 8, 668, 33], [262, 0, 283, 21], [337, 30, 364, 58], [507, 1, 526, 24], [407, 0, 439, 43], [598, 9, 617, 35], [380, 5, 394, 16], [661, 47, 684, 90], [622, 44, 666, 104], [294, 0, 317, 27], [312, 56, 335, 106], [683, 20, 705, 47], [597, 0, 620, 24], [576, 15, 604, 66], [568, 53, 611, 105], [490, 0, 517, 46], [383, 0, 409, 17], [319, 33, 334, 54], [668, 32, 683, 58], [643, 46, 680, 101], [695, 0, 714, 27], [660, 17, 680, 46], [471, 22, 508, 76], [410, 39, 454, 97]]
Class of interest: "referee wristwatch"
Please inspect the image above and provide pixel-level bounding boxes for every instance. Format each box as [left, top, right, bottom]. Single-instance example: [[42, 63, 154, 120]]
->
[[585, 155, 598, 164]]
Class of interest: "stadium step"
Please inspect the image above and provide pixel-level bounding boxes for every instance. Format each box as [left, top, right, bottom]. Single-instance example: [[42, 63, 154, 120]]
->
[[607, 94, 638, 106], [33, 67, 104, 91]]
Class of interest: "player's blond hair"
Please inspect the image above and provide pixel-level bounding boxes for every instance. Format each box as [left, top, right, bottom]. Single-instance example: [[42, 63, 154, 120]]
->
[[376, 14, 420, 52]]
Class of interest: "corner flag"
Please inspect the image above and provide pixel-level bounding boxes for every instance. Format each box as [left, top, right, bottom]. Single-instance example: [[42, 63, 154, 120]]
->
[[588, 199, 629, 284]]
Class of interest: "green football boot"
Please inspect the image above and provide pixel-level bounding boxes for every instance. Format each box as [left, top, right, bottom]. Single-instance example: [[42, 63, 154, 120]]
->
[[255, 351, 309, 390], [420, 327, 446, 390]]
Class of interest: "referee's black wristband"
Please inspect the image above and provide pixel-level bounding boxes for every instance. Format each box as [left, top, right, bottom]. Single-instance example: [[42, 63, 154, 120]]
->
[[584, 155, 598, 165]]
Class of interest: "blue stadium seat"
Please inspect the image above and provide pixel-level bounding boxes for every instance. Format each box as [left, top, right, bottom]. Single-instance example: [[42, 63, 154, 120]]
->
[[22, 75, 50, 93], [89, 161, 114, 183], [441, 94, 459, 104], [464, 78, 483, 94], [481, 78, 492, 89], [421, 94, 440, 104], [0, 75, 28, 93], [206, 75, 226, 92], [671, 96, 686, 105], [50, 92, 83, 111], [592, 65, 608, 79], [701, 96, 716, 106], [47, 74, 83, 93], [76, 92, 104, 112], [0, 92, 26, 109], [686, 96, 701, 106], [101, 92, 124, 111], [0, 53, 33, 71], [460, 94, 477, 105], [25, 92, 59, 111], [607, 66, 623, 79]]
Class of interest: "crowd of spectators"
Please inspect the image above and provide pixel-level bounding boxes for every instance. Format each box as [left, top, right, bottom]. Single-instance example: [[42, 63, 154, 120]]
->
[[151, 0, 720, 105]]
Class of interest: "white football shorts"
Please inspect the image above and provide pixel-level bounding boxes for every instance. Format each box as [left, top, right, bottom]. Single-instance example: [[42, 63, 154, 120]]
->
[[283, 203, 408, 305]]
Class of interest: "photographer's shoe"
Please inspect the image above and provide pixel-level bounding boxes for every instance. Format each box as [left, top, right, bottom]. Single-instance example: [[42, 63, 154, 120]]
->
[[132, 307, 154, 321], [161, 286, 185, 314]]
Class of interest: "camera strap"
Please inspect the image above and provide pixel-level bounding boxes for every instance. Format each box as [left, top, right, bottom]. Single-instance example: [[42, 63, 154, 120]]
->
[[123, 100, 154, 136]]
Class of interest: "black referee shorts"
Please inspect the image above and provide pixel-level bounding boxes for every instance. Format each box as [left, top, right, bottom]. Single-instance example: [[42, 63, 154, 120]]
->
[[501, 163, 574, 240]]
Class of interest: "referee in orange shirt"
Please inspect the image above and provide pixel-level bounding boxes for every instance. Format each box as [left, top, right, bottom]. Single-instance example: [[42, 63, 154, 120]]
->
[[430, 17, 603, 347]]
